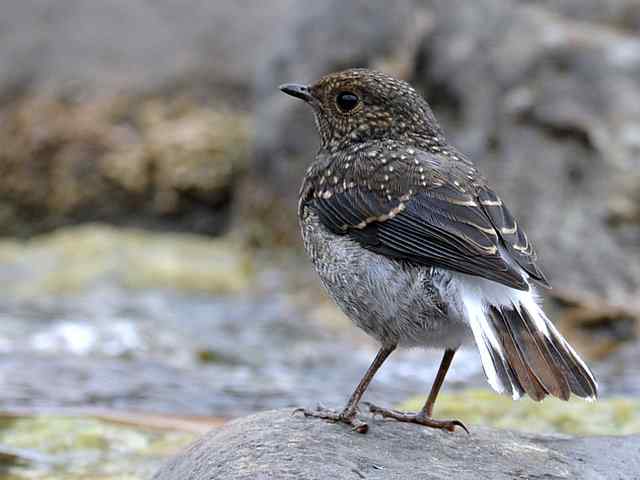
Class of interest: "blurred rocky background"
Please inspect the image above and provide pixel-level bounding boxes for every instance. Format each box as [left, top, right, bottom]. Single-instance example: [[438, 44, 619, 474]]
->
[[0, 1, 639, 478]]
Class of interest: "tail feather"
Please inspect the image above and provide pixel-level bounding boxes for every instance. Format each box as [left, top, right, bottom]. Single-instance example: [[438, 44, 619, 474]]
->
[[465, 297, 524, 399], [466, 293, 598, 401], [489, 306, 552, 401], [515, 306, 571, 400], [533, 309, 598, 399]]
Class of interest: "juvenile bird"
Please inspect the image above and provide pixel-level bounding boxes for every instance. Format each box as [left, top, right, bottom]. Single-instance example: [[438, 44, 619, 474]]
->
[[280, 69, 597, 434]]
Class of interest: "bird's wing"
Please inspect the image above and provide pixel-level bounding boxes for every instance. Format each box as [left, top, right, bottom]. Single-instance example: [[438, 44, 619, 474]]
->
[[308, 149, 548, 291], [475, 186, 549, 286]]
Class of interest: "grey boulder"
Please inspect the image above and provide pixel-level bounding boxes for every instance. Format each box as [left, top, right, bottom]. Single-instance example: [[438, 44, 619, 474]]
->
[[152, 409, 640, 480]]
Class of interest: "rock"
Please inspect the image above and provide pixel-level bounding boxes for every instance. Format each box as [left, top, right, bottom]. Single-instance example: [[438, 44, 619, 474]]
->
[[413, 0, 640, 300], [524, 0, 640, 30], [0, 224, 254, 295], [152, 409, 640, 480], [0, 414, 196, 479], [0, 0, 295, 101], [0, 96, 250, 236], [0, 1, 285, 235]]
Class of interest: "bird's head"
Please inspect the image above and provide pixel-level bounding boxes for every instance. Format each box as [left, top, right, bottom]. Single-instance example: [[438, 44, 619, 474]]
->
[[280, 69, 443, 151]]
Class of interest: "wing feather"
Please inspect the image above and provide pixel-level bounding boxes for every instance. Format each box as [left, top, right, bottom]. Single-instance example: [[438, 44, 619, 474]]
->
[[306, 148, 547, 291]]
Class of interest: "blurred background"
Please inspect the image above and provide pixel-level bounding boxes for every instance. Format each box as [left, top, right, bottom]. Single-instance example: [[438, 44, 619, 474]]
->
[[0, 0, 639, 478]]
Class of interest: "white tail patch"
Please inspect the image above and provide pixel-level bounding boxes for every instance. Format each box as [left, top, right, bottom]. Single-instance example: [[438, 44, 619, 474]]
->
[[452, 271, 530, 399], [448, 270, 597, 401], [462, 293, 521, 399]]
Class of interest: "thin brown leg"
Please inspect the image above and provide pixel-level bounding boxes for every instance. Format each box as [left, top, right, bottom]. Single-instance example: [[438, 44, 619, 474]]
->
[[294, 344, 396, 433], [423, 348, 456, 417], [368, 348, 468, 433]]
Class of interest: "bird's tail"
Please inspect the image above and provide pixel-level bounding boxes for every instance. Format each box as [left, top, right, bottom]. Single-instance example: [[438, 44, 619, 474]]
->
[[465, 293, 598, 401]]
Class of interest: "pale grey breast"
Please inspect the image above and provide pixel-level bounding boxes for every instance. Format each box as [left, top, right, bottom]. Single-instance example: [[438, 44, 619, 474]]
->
[[300, 207, 471, 349]]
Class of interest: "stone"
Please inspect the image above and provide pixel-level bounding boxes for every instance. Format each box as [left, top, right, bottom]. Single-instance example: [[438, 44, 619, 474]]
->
[[0, 96, 250, 236], [413, 0, 640, 300], [152, 409, 640, 480], [0, 0, 295, 101]]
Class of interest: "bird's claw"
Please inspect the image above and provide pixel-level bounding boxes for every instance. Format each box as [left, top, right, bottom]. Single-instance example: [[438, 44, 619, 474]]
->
[[291, 406, 369, 433], [367, 403, 468, 434]]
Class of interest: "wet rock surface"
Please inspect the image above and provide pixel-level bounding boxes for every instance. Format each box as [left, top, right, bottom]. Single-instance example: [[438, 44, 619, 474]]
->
[[0, 225, 635, 418], [0, 226, 487, 416], [0, 284, 484, 417], [0, 414, 198, 479], [153, 409, 640, 480]]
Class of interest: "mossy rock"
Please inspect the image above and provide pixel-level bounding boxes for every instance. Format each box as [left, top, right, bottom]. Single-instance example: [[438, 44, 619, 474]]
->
[[0, 224, 254, 296], [0, 95, 251, 236], [0, 415, 198, 480], [399, 389, 640, 435]]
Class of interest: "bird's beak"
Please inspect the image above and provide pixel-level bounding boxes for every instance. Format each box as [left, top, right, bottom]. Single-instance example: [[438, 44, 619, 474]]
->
[[279, 83, 313, 102]]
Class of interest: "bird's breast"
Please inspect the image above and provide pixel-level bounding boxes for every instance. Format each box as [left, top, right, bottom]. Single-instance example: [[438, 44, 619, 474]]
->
[[300, 206, 470, 348]]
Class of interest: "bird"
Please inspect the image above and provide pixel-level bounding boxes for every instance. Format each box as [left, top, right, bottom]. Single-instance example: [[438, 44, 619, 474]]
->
[[279, 69, 597, 434]]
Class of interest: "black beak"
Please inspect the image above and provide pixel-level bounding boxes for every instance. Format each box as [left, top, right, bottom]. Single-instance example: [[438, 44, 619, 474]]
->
[[279, 83, 313, 102]]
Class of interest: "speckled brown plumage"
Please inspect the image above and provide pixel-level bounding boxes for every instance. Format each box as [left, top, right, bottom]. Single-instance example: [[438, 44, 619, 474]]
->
[[296, 69, 548, 291], [280, 69, 597, 434]]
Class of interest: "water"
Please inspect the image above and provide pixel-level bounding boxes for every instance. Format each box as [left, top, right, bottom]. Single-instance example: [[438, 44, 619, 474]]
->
[[0, 226, 633, 418]]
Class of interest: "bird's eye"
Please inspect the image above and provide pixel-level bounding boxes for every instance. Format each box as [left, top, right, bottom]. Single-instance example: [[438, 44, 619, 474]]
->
[[335, 91, 359, 113]]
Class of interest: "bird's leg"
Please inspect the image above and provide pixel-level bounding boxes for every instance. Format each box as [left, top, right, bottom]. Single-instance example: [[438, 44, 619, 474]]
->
[[294, 344, 396, 434], [367, 348, 468, 433], [422, 347, 456, 417]]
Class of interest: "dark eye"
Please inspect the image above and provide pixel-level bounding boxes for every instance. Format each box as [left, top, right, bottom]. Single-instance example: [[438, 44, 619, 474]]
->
[[336, 91, 359, 112]]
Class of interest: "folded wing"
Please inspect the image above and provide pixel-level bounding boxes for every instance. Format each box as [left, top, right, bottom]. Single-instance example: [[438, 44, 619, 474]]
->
[[309, 149, 547, 291]]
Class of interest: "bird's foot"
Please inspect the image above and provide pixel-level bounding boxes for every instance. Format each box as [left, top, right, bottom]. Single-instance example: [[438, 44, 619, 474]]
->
[[365, 403, 468, 433], [292, 405, 369, 433]]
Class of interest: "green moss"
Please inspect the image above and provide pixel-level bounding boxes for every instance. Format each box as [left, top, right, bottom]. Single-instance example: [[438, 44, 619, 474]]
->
[[398, 389, 640, 435], [0, 225, 254, 296], [0, 415, 197, 480], [196, 349, 233, 364]]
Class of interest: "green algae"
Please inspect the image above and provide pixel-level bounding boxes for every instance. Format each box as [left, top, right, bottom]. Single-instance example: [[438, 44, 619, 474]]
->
[[0, 225, 254, 297], [0, 415, 197, 480], [398, 389, 640, 435]]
